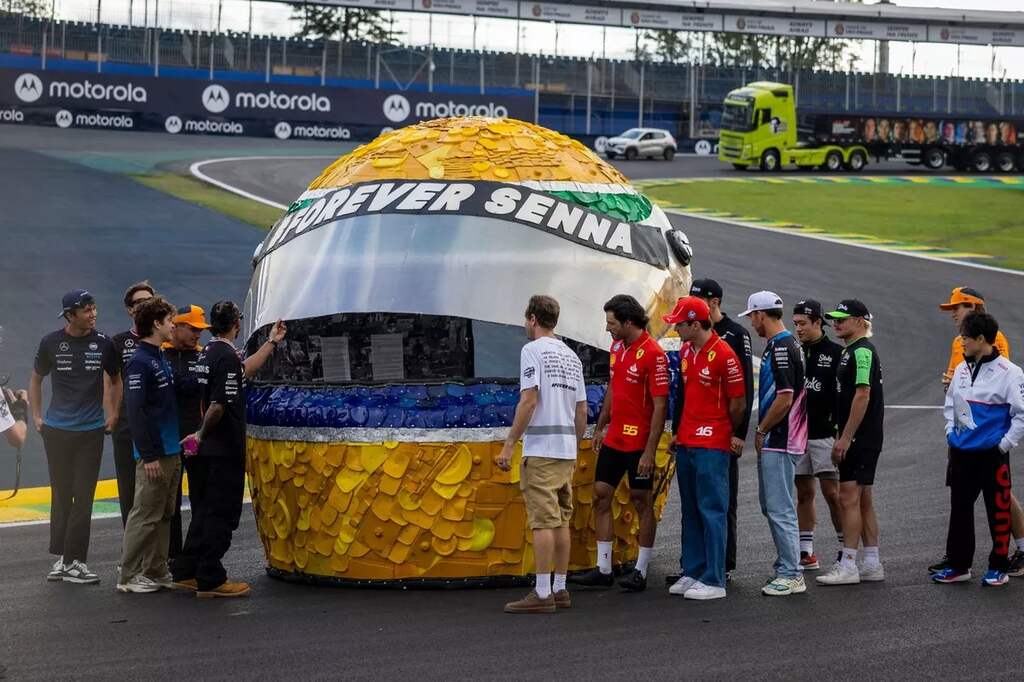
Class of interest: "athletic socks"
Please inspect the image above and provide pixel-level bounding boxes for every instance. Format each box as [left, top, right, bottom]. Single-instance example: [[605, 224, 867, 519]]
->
[[840, 547, 858, 570], [597, 541, 613, 574], [863, 546, 881, 568], [636, 547, 653, 577], [536, 573, 552, 599], [800, 531, 814, 555], [553, 573, 567, 593]]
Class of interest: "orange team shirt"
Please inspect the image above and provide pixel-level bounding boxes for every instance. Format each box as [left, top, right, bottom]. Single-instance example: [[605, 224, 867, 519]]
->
[[676, 333, 746, 452], [945, 331, 1011, 381], [604, 331, 670, 452]]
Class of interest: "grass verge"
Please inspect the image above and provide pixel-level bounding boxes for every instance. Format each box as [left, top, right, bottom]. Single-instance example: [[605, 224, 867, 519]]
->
[[645, 182, 1024, 270], [131, 173, 284, 230]]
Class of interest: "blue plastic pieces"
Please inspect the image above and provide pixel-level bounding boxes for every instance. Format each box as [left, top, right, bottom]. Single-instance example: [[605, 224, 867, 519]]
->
[[247, 381, 609, 430]]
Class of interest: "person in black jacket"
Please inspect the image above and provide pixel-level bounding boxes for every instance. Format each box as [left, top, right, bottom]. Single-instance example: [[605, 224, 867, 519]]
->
[[117, 296, 182, 594], [172, 301, 285, 598], [162, 305, 210, 560], [792, 300, 844, 570], [110, 281, 155, 526], [668, 279, 754, 583]]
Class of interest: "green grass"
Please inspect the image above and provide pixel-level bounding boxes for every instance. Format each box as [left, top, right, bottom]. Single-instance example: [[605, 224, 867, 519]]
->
[[645, 182, 1024, 270], [131, 173, 284, 230]]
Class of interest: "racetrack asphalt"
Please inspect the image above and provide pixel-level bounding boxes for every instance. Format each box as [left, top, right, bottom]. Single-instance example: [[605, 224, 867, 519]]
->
[[1, 125, 1023, 680]]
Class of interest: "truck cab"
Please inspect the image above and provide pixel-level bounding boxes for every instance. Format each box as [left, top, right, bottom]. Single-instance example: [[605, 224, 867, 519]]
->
[[718, 81, 867, 172]]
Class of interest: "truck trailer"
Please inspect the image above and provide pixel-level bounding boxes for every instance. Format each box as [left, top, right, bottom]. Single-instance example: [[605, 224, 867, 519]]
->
[[718, 81, 1024, 173]]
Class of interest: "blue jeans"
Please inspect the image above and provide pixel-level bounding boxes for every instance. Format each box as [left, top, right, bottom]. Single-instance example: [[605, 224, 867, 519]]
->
[[676, 446, 730, 588], [757, 450, 801, 578]]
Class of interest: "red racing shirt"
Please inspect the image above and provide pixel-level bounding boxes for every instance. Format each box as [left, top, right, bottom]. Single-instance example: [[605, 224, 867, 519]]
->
[[676, 333, 745, 452], [605, 331, 670, 452]]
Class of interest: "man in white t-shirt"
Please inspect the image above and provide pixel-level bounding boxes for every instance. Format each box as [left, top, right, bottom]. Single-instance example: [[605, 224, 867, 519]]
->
[[496, 295, 588, 614]]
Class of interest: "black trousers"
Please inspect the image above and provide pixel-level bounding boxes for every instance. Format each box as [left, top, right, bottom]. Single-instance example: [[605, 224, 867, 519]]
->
[[172, 455, 246, 591], [41, 425, 105, 563], [726, 453, 738, 572], [111, 427, 136, 526], [945, 446, 1013, 572]]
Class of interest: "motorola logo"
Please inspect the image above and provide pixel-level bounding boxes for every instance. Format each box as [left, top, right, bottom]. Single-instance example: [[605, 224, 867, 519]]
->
[[14, 73, 43, 103], [55, 109, 73, 128], [383, 94, 411, 123], [274, 121, 292, 140], [165, 115, 183, 134], [202, 84, 230, 113]]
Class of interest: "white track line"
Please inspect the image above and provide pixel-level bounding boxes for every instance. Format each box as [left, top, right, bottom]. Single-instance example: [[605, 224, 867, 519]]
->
[[189, 155, 334, 211], [664, 208, 1024, 277]]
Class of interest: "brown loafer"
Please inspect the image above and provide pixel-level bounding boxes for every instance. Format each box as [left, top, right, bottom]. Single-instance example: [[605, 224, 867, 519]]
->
[[553, 589, 571, 609], [196, 581, 251, 599], [504, 590, 556, 614]]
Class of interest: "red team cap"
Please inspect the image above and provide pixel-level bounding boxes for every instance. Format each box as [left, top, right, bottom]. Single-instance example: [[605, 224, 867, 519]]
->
[[662, 296, 711, 324]]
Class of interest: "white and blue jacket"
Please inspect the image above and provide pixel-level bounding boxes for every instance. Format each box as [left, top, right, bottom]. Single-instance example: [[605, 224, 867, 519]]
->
[[944, 351, 1024, 453]]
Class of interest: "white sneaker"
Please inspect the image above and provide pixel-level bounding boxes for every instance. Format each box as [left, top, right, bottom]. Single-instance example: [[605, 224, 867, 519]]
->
[[816, 562, 861, 586], [150, 572, 175, 589], [684, 581, 726, 600], [761, 575, 806, 596], [62, 560, 100, 584], [47, 558, 65, 582], [669, 575, 697, 595], [860, 562, 885, 582], [116, 575, 161, 594]]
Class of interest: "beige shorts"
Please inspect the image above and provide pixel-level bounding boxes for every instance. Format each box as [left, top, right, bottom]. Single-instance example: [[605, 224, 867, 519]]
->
[[795, 438, 839, 479], [519, 456, 575, 529]]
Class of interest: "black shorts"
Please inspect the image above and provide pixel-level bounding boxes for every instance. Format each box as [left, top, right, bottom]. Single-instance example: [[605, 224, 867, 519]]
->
[[838, 446, 881, 486], [595, 444, 653, 491]]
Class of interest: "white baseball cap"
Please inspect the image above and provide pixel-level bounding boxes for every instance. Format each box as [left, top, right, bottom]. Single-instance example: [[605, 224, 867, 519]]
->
[[739, 291, 784, 317]]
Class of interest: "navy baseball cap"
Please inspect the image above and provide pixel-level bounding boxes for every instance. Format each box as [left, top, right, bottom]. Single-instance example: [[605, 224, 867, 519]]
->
[[794, 299, 829, 326], [59, 289, 95, 317], [690, 278, 723, 301]]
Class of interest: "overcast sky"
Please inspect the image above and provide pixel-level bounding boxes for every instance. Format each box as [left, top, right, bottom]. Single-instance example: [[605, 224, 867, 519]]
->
[[53, 0, 1024, 79]]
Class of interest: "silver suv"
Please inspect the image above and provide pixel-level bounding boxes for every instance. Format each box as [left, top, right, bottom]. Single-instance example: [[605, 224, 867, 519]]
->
[[604, 128, 677, 161]]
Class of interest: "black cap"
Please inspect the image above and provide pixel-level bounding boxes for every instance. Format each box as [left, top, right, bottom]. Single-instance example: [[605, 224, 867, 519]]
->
[[210, 300, 243, 331], [825, 299, 872, 320], [690, 278, 723, 301], [59, 289, 95, 318], [793, 299, 829, 326]]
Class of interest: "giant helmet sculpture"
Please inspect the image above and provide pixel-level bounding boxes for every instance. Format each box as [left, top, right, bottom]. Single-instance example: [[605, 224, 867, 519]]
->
[[242, 117, 692, 585]]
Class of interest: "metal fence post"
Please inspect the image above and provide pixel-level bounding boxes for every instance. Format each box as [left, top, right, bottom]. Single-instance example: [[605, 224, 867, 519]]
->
[[479, 55, 484, 95], [41, 29, 46, 70], [375, 50, 380, 89], [845, 71, 850, 110], [533, 56, 540, 124], [321, 40, 327, 86], [265, 40, 270, 83], [896, 75, 901, 112], [428, 44, 433, 92], [97, 31, 102, 73], [585, 61, 592, 135], [637, 62, 644, 127], [209, 34, 215, 79]]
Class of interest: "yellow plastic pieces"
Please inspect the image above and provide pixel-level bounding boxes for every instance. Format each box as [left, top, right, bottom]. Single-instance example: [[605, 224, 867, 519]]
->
[[307, 117, 630, 190], [247, 434, 675, 582]]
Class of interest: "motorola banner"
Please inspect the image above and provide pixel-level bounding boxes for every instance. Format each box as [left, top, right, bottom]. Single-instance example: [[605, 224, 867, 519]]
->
[[0, 68, 531, 128]]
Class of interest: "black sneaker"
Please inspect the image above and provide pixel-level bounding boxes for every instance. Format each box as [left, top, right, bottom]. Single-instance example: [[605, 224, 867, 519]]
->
[[618, 568, 647, 592], [664, 571, 683, 586], [928, 556, 953, 574], [1007, 550, 1024, 578], [568, 567, 614, 588]]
